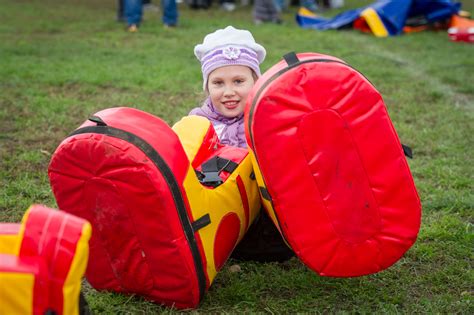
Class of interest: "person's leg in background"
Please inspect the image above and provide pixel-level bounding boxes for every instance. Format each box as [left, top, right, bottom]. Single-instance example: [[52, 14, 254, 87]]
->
[[117, 0, 126, 22], [273, 0, 285, 12], [124, 0, 143, 32], [162, 0, 178, 27], [220, 0, 236, 11], [253, 0, 282, 25]]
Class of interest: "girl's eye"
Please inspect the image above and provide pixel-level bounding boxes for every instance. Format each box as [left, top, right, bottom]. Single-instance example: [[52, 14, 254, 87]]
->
[[235, 79, 244, 84], [212, 80, 223, 86]]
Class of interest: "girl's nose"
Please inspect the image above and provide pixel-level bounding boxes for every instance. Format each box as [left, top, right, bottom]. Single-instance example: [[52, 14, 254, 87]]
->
[[223, 85, 235, 97]]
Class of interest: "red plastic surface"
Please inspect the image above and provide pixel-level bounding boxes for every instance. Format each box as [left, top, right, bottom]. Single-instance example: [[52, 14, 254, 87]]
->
[[245, 53, 421, 277], [49, 108, 203, 308], [213, 213, 240, 271]]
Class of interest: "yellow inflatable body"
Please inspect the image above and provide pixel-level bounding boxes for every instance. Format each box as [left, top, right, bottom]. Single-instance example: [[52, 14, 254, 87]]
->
[[173, 116, 262, 281]]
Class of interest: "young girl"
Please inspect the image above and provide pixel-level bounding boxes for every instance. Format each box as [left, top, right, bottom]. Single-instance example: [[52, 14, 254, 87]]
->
[[189, 25, 266, 148], [190, 26, 294, 262]]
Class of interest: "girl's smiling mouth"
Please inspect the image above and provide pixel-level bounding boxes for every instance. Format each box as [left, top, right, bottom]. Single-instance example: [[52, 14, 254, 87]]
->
[[222, 100, 240, 109]]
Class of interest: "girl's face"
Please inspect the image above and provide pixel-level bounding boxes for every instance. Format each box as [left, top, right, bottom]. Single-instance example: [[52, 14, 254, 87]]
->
[[207, 65, 256, 118]]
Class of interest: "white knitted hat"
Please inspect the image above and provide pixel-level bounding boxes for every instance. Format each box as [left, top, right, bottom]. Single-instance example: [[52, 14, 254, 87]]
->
[[194, 26, 266, 90]]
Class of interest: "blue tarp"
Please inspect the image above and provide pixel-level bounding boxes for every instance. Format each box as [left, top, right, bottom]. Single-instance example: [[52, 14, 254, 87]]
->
[[297, 0, 462, 36]]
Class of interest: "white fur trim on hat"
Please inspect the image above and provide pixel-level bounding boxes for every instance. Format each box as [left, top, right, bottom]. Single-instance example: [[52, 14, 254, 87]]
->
[[194, 26, 266, 90]]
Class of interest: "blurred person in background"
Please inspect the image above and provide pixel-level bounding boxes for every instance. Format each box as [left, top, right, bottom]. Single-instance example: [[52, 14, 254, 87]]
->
[[118, 0, 178, 32], [118, 0, 125, 22], [254, 0, 282, 24], [162, 0, 179, 27], [123, 0, 143, 31], [188, 0, 212, 9], [221, 0, 237, 11], [188, 0, 236, 11], [273, 0, 288, 13]]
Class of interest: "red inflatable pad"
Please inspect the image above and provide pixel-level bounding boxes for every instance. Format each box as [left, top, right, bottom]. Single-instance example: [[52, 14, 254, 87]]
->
[[49, 108, 206, 308], [48, 108, 261, 308], [245, 52, 421, 277]]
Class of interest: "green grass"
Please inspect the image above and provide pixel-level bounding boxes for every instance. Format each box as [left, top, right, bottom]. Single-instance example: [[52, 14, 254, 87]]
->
[[1, 0, 473, 313]]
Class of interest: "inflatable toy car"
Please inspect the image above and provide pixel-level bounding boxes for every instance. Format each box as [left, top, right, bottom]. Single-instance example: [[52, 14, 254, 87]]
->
[[245, 52, 421, 277], [48, 108, 260, 309]]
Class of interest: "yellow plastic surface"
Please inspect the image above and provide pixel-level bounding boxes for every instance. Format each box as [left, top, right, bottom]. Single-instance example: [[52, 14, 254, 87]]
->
[[0, 272, 34, 314], [174, 116, 261, 282], [62, 222, 92, 315]]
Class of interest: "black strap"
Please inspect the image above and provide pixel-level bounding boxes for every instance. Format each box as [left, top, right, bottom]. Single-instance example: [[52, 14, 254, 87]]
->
[[199, 156, 239, 187], [198, 171, 223, 187], [283, 52, 299, 67], [201, 156, 238, 173], [402, 144, 413, 159], [192, 214, 211, 232], [88, 116, 107, 126], [201, 155, 220, 173], [259, 187, 272, 201]]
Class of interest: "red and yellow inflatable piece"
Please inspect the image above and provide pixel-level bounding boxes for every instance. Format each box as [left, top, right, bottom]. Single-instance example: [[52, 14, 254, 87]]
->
[[0, 204, 91, 314], [48, 108, 260, 309]]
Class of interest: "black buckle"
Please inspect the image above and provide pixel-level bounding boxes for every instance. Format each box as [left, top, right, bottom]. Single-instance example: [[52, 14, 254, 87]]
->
[[199, 171, 223, 187], [197, 156, 239, 188]]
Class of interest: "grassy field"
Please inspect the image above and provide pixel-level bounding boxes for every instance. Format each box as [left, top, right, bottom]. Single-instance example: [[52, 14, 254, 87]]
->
[[1, 0, 473, 313]]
